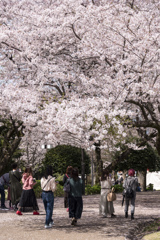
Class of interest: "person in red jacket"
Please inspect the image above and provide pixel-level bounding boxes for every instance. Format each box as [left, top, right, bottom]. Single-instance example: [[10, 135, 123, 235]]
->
[[16, 167, 39, 215]]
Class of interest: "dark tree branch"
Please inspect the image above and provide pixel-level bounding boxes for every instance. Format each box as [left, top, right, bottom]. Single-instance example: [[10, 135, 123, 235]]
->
[[1, 41, 22, 52], [71, 23, 81, 41], [44, 83, 65, 96], [125, 99, 148, 121]]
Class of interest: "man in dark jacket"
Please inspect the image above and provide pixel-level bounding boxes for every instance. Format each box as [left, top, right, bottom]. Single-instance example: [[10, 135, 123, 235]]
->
[[0, 172, 10, 210]]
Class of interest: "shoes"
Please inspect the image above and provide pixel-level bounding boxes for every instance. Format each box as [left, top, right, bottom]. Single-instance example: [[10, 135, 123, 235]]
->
[[102, 214, 107, 218], [131, 213, 134, 220], [1, 206, 9, 210], [125, 212, 128, 218], [13, 205, 18, 211], [66, 208, 69, 212], [71, 218, 76, 226], [33, 211, 39, 215], [49, 221, 54, 227], [16, 210, 22, 215], [111, 214, 116, 218], [45, 224, 52, 229]]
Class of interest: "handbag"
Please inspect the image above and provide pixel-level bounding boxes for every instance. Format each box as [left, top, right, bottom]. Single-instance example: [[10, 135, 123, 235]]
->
[[63, 180, 70, 193], [107, 187, 116, 202]]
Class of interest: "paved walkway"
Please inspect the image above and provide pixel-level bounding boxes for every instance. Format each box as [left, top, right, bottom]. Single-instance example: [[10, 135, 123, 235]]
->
[[0, 191, 160, 240]]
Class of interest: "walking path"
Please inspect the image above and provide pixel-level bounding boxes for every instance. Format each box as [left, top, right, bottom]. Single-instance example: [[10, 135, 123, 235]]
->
[[0, 191, 160, 240]]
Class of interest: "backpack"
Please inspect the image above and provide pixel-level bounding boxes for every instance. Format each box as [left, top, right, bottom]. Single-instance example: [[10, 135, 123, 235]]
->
[[124, 179, 134, 199]]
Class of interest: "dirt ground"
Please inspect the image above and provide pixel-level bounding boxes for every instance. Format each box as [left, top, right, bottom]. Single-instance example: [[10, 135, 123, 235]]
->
[[0, 192, 160, 240]]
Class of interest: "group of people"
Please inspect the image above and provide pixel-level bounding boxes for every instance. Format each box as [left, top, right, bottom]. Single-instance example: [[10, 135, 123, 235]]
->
[[0, 163, 83, 229], [99, 168, 139, 220], [0, 164, 138, 229], [0, 163, 39, 214], [0, 163, 23, 211]]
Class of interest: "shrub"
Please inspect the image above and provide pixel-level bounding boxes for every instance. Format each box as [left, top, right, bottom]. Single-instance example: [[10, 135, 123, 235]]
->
[[113, 184, 123, 193], [85, 184, 101, 195], [54, 184, 64, 197], [53, 173, 64, 186], [146, 183, 154, 191], [33, 180, 42, 198]]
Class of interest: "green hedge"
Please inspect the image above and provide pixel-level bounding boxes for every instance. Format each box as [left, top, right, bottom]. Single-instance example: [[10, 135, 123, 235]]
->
[[146, 183, 154, 191], [113, 184, 123, 193], [1, 182, 123, 200], [85, 184, 101, 195], [33, 180, 42, 198], [33, 182, 102, 197], [33, 182, 123, 198]]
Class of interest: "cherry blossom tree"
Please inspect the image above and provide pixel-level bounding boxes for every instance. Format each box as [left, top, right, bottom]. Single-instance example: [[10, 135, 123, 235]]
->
[[0, 0, 160, 171]]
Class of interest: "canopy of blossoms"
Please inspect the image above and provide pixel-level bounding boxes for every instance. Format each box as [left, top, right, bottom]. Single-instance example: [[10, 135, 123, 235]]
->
[[0, 0, 160, 161]]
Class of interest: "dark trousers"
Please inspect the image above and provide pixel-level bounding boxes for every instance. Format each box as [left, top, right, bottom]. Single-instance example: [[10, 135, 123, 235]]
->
[[0, 185, 5, 208], [69, 196, 83, 219]]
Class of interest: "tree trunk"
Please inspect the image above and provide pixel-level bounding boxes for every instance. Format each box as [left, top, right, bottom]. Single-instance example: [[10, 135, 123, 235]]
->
[[94, 141, 103, 184], [138, 171, 147, 191], [156, 133, 160, 156], [81, 148, 85, 195]]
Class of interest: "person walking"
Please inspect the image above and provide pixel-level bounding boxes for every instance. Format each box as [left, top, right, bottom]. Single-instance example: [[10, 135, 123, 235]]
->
[[68, 167, 83, 226], [63, 166, 73, 212], [9, 163, 22, 211], [123, 169, 139, 220], [99, 170, 116, 218], [16, 167, 39, 215], [0, 172, 10, 210], [41, 166, 56, 229]]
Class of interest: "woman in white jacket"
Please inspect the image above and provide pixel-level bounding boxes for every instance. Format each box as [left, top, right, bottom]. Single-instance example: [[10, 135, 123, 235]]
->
[[41, 166, 56, 229], [99, 170, 116, 218]]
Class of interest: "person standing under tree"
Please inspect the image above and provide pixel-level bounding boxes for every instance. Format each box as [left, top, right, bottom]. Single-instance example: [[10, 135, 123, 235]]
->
[[68, 167, 83, 226], [9, 163, 22, 211], [41, 166, 56, 229], [16, 167, 39, 215], [123, 169, 138, 220], [63, 166, 73, 212], [99, 170, 116, 218]]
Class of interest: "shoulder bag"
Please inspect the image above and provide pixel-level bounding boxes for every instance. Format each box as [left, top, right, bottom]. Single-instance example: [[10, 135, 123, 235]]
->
[[63, 179, 70, 193], [107, 187, 117, 202]]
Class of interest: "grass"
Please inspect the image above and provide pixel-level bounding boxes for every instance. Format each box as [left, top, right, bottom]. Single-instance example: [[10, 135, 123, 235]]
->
[[142, 219, 160, 234]]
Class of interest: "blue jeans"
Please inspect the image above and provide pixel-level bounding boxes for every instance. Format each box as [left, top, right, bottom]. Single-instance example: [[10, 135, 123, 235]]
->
[[42, 191, 54, 225], [0, 185, 5, 208]]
